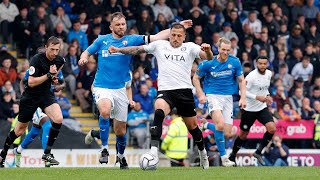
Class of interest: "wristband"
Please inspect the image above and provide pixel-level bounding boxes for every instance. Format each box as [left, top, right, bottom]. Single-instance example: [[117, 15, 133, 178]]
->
[[47, 72, 54, 80]]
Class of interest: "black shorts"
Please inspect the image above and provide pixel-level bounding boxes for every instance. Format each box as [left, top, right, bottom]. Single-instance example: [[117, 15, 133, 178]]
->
[[240, 108, 274, 132], [157, 89, 196, 117], [18, 92, 57, 123]]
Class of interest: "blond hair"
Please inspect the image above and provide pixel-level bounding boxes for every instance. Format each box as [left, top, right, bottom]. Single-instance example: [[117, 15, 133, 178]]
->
[[218, 37, 231, 47]]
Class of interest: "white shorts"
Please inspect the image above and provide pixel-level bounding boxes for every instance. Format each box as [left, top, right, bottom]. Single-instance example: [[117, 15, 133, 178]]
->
[[32, 108, 47, 125], [92, 87, 129, 122], [207, 94, 233, 125]]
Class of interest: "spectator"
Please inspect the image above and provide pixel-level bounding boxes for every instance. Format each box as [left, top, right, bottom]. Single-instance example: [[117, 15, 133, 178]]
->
[[63, 45, 80, 98], [55, 90, 72, 119], [0, 45, 17, 69], [279, 103, 301, 122], [87, 14, 103, 35], [238, 36, 258, 61], [50, 5, 72, 33], [289, 77, 309, 97], [219, 22, 238, 42], [127, 101, 149, 149], [1, 80, 16, 101], [189, 7, 207, 26], [254, 33, 275, 62], [288, 24, 305, 51], [310, 76, 320, 95], [53, 22, 68, 43], [32, 6, 54, 35], [202, 11, 220, 44], [310, 86, 320, 106], [295, 14, 310, 37], [136, 0, 155, 21], [30, 22, 51, 56], [301, 97, 316, 120], [204, 133, 220, 166], [242, 10, 262, 36], [13, 6, 32, 58], [152, 0, 174, 22], [273, 85, 290, 111], [154, 13, 169, 33], [68, 19, 88, 51], [287, 48, 303, 73], [305, 43, 320, 82], [75, 57, 96, 112], [302, 0, 319, 21], [313, 105, 320, 149], [314, 101, 320, 114], [12, 70, 25, 100], [161, 108, 188, 167], [274, 64, 294, 92], [50, 0, 72, 15], [0, 92, 14, 122], [202, 0, 224, 24], [291, 56, 313, 84], [85, 0, 104, 20], [0, 0, 19, 44], [261, 134, 289, 166], [133, 84, 154, 115], [79, 11, 89, 33], [263, 12, 280, 43], [289, 88, 304, 115], [104, 0, 122, 14], [136, 9, 156, 36], [273, 50, 287, 75], [145, 78, 157, 99], [88, 24, 101, 45], [121, 0, 137, 29], [131, 70, 141, 95], [0, 58, 17, 86]]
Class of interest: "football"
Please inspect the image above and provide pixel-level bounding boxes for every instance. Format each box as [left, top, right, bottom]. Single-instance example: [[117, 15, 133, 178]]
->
[[139, 152, 159, 170]]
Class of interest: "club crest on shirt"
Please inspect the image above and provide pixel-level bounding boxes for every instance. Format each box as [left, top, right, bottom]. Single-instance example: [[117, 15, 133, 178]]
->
[[122, 40, 128, 46], [181, 47, 186, 51], [228, 64, 232, 69]]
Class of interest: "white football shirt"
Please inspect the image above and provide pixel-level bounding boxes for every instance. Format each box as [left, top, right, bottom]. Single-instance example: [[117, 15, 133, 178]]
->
[[143, 40, 201, 91], [244, 69, 272, 112]]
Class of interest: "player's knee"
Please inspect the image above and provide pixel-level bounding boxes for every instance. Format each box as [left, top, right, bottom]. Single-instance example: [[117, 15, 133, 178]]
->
[[239, 131, 248, 140], [51, 115, 63, 124], [215, 122, 225, 131], [224, 131, 233, 139], [267, 123, 276, 134], [14, 128, 25, 137], [114, 127, 126, 136]]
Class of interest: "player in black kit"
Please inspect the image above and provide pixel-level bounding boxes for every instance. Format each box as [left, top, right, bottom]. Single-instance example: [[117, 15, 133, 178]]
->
[[0, 36, 65, 167]]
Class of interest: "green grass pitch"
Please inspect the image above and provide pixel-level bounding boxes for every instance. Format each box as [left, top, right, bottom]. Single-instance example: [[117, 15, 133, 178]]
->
[[0, 167, 319, 180]]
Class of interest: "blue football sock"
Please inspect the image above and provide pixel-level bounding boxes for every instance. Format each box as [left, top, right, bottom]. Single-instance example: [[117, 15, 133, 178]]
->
[[41, 121, 52, 150], [116, 135, 126, 155], [20, 126, 41, 149], [207, 123, 216, 134], [99, 116, 110, 147], [214, 129, 226, 157]]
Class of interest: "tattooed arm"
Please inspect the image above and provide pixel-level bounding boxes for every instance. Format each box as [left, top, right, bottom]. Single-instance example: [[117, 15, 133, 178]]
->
[[108, 45, 146, 55]]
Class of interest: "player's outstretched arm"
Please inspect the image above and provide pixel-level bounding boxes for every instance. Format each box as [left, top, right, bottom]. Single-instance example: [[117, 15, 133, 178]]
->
[[193, 73, 206, 104], [149, 20, 193, 42], [238, 75, 247, 109], [108, 45, 146, 55], [199, 43, 213, 60], [78, 50, 91, 66]]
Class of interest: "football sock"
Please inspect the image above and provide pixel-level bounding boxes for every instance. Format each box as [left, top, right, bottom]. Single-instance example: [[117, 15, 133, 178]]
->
[[150, 109, 165, 149], [189, 127, 205, 151], [214, 129, 226, 157], [116, 135, 126, 155], [44, 122, 61, 154], [256, 131, 274, 154], [99, 116, 110, 149], [41, 121, 52, 150], [1, 130, 18, 158]]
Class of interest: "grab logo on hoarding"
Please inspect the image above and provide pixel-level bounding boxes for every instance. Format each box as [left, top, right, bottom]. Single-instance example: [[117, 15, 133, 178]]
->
[[287, 124, 307, 136]]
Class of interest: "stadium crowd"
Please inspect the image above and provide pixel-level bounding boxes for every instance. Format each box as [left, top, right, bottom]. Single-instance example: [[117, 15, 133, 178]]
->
[[0, 0, 320, 150]]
